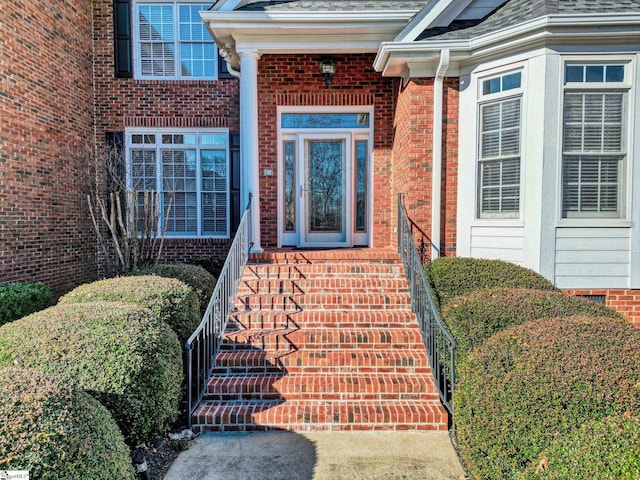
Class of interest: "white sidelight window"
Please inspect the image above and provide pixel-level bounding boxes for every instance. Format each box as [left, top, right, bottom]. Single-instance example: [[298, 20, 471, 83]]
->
[[477, 71, 523, 218], [134, 1, 217, 79], [561, 63, 628, 218], [126, 129, 230, 237]]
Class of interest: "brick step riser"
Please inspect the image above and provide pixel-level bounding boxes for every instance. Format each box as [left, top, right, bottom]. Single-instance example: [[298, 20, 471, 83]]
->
[[211, 366, 433, 375], [222, 330, 424, 346], [247, 255, 402, 264], [237, 287, 409, 296], [230, 312, 418, 324], [238, 280, 409, 294], [192, 401, 447, 433], [234, 298, 411, 311], [219, 342, 424, 352], [193, 424, 445, 433], [203, 392, 439, 402], [243, 266, 403, 278]]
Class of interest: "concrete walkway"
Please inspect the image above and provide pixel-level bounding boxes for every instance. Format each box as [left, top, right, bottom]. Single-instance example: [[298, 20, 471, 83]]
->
[[164, 431, 466, 480]]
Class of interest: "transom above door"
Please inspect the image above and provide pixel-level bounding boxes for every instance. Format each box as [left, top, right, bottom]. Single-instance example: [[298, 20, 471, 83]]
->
[[278, 109, 373, 248]]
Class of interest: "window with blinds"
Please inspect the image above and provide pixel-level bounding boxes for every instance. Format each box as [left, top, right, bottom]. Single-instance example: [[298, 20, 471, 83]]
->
[[561, 64, 627, 218], [128, 129, 229, 237], [135, 2, 217, 79], [477, 71, 522, 218]]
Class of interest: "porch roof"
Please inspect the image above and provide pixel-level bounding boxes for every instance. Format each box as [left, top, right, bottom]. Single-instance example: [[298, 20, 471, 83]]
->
[[417, 0, 640, 41], [236, 1, 431, 11]]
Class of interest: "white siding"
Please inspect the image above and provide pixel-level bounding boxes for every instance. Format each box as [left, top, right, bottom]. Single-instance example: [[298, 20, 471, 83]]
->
[[554, 227, 631, 288], [470, 226, 525, 264]]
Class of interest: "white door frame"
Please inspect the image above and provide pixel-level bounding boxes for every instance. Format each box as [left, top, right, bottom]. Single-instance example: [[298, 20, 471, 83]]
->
[[277, 106, 374, 248]]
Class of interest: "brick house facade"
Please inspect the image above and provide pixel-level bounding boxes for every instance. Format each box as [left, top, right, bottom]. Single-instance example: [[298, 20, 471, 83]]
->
[[2, 0, 640, 325], [1, 0, 96, 297]]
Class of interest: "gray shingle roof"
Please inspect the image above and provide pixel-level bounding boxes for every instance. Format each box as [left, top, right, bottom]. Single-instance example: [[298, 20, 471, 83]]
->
[[238, 0, 429, 11], [417, 0, 640, 41]]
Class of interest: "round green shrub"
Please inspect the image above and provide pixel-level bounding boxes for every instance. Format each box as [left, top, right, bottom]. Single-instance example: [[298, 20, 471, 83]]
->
[[0, 282, 51, 326], [519, 414, 640, 480], [60, 275, 199, 344], [456, 316, 640, 480], [0, 302, 183, 446], [442, 288, 622, 364], [0, 367, 135, 479], [129, 263, 215, 316], [427, 257, 556, 306]]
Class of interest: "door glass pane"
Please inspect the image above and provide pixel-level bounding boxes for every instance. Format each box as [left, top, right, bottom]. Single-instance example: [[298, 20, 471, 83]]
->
[[308, 140, 344, 233], [284, 141, 296, 232], [355, 141, 367, 232], [282, 113, 369, 129]]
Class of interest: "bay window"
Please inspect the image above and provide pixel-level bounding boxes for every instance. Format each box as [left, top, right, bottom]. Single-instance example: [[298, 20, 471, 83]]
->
[[561, 63, 628, 218], [477, 71, 523, 218]]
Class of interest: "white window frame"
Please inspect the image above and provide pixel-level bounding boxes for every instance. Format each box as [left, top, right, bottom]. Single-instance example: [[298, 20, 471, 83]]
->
[[476, 69, 524, 220], [559, 59, 632, 222], [125, 128, 230, 239], [132, 0, 218, 80]]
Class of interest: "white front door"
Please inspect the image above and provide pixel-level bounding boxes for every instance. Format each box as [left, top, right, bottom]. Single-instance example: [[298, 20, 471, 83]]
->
[[299, 134, 351, 247]]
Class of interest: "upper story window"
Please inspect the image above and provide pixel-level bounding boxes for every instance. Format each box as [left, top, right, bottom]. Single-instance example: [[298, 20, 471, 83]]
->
[[126, 128, 229, 238], [561, 62, 629, 218], [477, 71, 523, 219], [134, 1, 217, 80]]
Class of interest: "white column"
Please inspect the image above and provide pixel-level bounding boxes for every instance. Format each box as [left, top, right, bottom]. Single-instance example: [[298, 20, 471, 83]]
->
[[239, 51, 262, 252]]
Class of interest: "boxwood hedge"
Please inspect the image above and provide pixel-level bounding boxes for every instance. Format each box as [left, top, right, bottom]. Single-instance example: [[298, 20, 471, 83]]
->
[[427, 257, 556, 306], [442, 288, 622, 364], [129, 263, 215, 316], [456, 316, 640, 480], [0, 282, 51, 326], [520, 413, 640, 480], [60, 275, 199, 344], [0, 302, 183, 446], [0, 367, 135, 479]]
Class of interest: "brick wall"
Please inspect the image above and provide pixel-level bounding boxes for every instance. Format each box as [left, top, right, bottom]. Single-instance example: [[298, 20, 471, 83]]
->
[[564, 289, 640, 328], [256, 54, 396, 248], [391, 78, 459, 257], [0, 0, 96, 297], [92, 0, 240, 266]]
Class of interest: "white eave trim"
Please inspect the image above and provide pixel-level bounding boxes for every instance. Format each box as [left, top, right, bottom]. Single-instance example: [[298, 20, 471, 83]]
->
[[201, 9, 418, 58], [376, 13, 640, 76]]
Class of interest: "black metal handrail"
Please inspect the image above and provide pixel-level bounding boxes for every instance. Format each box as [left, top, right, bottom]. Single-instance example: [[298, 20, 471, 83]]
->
[[185, 197, 252, 424], [397, 194, 456, 414]]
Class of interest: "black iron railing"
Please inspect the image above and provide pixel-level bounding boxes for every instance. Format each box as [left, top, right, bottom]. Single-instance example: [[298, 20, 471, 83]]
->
[[185, 198, 252, 423], [397, 194, 456, 414]]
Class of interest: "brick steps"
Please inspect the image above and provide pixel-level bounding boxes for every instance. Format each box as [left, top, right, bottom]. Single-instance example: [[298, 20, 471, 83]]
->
[[221, 327, 425, 351], [243, 263, 403, 280], [229, 310, 419, 329], [193, 399, 447, 432], [191, 248, 448, 433], [206, 373, 440, 401], [212, 349, 431, 374], [234, 292, 411, 311], [237, 278, 409, 294]]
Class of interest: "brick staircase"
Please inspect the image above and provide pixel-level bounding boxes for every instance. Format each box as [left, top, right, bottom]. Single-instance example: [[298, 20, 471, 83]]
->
[[191, 248, 448, 432]]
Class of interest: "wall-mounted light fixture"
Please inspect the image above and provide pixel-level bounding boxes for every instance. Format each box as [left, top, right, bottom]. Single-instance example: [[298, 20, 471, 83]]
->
[[319, 57, 336, 87]]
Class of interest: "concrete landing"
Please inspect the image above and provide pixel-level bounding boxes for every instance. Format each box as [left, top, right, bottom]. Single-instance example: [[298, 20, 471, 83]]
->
[[163, 431, 465, 480]]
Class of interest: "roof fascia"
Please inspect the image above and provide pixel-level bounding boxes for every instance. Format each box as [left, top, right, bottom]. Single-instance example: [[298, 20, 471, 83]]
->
[[395, 0, 475, 42], [202, 9, 417, 68], [377, 13, 640, 76]]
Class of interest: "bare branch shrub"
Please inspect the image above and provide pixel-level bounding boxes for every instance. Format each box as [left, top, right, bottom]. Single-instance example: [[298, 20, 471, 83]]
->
[[87, 142, 173, 276]]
